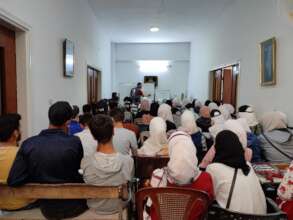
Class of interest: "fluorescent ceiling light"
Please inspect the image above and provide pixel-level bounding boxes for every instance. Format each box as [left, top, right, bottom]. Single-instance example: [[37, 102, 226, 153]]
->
[[150, 26, 160, 32], [137, 60, 170, 73]]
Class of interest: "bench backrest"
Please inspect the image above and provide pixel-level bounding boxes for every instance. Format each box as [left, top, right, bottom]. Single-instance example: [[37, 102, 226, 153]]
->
[[0, 184, 128, 200]]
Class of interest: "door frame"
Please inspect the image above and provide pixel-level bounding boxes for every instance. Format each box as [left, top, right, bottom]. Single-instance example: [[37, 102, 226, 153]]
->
[[0, 8, 32, 139], [87, 65, 102, 104], [209, 62, 240, 107]]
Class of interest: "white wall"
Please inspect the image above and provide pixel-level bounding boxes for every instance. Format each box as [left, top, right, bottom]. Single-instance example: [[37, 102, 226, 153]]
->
[[0, 0, 112, 135], [113, 43, 190, 100], [188, 0, 293, 123]]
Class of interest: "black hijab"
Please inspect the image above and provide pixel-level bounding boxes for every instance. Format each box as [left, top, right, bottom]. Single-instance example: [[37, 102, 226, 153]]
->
[[213, 130, 250, 175]]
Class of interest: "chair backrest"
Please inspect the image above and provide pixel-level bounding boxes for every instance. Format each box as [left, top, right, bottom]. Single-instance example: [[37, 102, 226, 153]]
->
[[208, 198, 287, 220], [134, 156, 169, 181], [136, 187, 210, 220]]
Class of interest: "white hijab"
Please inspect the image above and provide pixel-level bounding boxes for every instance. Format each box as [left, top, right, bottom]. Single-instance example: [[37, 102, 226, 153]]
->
[[219, 104, 234, 120], [211, 111, 226, 125], [158, 103, 174, 123], [167, 131, 200, 185], [237, 118, 251, 133], [237, 106, 259, 127], [172, 97, 182, 108], [208, 102, 219, 111], [138, 117, 168, 156], [180, 110, 199, 134], [260, 111, 288, 132], [224, 119, 248, 149]]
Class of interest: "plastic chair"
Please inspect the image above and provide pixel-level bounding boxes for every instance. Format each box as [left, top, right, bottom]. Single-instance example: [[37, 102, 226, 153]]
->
[[136, 187, 210, 220], [208, 198, 287, 220]]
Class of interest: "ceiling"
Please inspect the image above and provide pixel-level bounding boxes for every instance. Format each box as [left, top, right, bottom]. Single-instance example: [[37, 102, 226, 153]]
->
[[88, 0, 236, 43]]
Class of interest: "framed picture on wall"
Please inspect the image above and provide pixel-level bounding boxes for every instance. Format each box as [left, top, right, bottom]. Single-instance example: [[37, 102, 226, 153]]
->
[[260, 37, 276, 86], [63, 39, 74, 77]]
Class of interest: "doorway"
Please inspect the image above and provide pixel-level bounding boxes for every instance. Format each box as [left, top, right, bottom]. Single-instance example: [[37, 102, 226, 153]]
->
[[87, 66, 101, 104], [210, 63, 239, 107], [0, 24, 17, 114]]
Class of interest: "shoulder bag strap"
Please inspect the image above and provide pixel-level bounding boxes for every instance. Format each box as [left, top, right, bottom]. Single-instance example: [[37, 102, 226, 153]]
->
[[226, 168, 238, 209]]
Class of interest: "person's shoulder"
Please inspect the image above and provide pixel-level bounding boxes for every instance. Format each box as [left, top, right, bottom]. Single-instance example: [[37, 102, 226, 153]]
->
[[118, 153, 134, 163], [206, 163, 225, 173]]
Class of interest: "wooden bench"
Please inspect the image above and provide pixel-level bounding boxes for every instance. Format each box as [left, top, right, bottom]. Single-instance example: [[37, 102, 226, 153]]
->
[[0, 184, 129, 220]]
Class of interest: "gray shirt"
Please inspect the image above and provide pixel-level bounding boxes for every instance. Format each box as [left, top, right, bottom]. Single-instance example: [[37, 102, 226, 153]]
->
[[113, 128, 137, 155], [81, 152, 134, 215]]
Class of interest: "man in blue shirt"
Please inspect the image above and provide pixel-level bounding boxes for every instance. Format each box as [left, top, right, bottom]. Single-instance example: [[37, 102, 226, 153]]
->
[[8, 101, 87, 219]]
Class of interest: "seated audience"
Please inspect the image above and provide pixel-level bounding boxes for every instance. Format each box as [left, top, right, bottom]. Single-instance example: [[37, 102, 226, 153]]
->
[[259, 111, 293, 163], [110, 108, 138, 155], [200, 119, 253, 169], [138, 117, 168, 156], [81, 114, 133, 215], [277, 161, 293, 220], [82, 104, 92, 114], [136, 98, 150, 119], [68, 105, 83, 135], [75, 113, 97, 157], [0, 114, 36, 211], [206, 130, 267, 214], [158, 103, 176, 131], [149, 131, 214, 220], [180, 110, 213, 162], [238, 105, 260, 134], [7, 101, 87, 219], [196, 106, 212, 133]]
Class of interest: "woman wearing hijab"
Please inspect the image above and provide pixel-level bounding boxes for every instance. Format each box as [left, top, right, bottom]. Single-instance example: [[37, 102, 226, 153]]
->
[[200, 119, 253, 169], [137, 117, 168, 156], [208, 102, 220, 111], [149, 131, 214, 220], [136, 98, 151, 119], [219, 104, 235, 120], [180, 110, 213, 162], [206, 130, 267, 214], [196, 106, 212, 133], [158, 103, 176, 132], [277, 161, 293, 220], [209, 109, 226, 140], [238, 105, 260, 134], [259, 111, 293, 163]]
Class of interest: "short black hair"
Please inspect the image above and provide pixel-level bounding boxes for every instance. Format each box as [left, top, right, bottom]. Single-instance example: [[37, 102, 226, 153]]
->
[[48, 101, 73, 126], [95, 99, 108, 115], [82, 104, 92, 114], [89, 114, 114, 144], [72, 105, 80, 118], [238, 105, 250, 112], [79, 113, 93, 127], [205, 100, 211, 106], [108, 99, 118, 110], [0, 113, 21, 142], [110, 108, 124, 122]]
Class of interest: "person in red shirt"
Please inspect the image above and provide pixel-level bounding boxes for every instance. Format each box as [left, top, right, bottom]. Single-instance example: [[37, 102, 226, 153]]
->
[[148, 131, 214, 220]]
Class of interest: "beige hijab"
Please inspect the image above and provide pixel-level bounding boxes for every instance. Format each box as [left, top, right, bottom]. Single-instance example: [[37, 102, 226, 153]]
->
[[158, 103, 174, 122], [260, 111, 287, 132], [180, 110, 199, 134]]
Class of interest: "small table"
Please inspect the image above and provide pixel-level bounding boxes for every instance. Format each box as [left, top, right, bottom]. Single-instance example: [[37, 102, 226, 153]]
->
[[252, 162, 289, 199]]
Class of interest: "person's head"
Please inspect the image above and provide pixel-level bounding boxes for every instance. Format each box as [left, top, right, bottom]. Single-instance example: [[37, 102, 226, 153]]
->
[[158, 103, 174, 122], [150, 102, 159, 117], [167, 131, 200, 185], [166, 99, 172, 107], [149, 117, 167, 144], [79, 113, 93, 128], [140, 98, 150, 112], [89, 114, 114, 144], [110, 108, 124, 123], [180, 110, 199, 134], [204, 100, 211, 106], [124, 97, 132, 111], [82, 104, 92, 114], [0, 113, 22, 145], [108, 99, 118, 111], [237, 105, 258, 127], [72, 105, 80, 120], [96, 99, 108, 115], [48, 101, 73, 130], [214, 130, 250, 176], [199, 106, 210, 118], [211, 109, 225, 125], [208, 102, 219, 111], [260, 111, 288, 132], [224, 119, 247, 149], [137, 82, 142, 89]]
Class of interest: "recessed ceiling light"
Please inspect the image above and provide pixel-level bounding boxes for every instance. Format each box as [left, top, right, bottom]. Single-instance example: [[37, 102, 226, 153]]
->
[[150, 26, 160, 32]]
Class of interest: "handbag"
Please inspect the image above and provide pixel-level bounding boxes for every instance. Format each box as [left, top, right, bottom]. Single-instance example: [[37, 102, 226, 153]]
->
[[226, 168, 238, 209]]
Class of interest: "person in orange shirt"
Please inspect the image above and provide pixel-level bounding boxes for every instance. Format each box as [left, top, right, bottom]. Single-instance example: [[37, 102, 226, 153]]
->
[[0, 113, 35, 210]]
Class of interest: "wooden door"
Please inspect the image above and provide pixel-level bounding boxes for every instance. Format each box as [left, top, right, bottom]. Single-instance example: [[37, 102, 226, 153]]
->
[[87, 66, 101, 104], [212, 69, 222, 103], [222, 68, 233, 104], [0, 25, 17, 114]]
